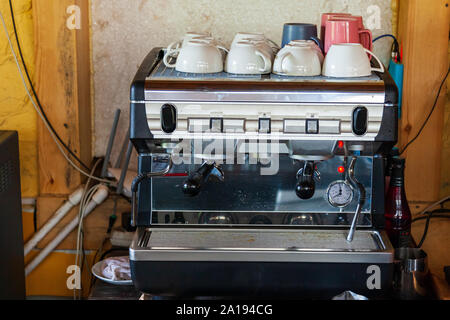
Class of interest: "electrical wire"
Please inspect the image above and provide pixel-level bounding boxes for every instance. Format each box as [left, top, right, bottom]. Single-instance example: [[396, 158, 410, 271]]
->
[[417, 196, 450, 215], [412, 213, 450, 223], [373, 34, 398, 43], [415, 208, 450, 248], [74, 158, 102, 299], [0, 10, 113, 185], [7, 0, 89, 171], [400, 68, 450, 155], [372, 33, 400, 62]]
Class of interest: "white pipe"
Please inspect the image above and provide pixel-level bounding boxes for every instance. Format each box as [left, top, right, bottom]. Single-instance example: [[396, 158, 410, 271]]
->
[[24, 186, 85, 256], [25, 185, 109, 276]]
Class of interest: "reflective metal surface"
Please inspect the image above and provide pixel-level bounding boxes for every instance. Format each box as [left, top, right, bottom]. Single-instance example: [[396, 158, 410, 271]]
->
[[150, 156, 373, 216], [130, 227, 394, 264], [143, 60, 385, 104]]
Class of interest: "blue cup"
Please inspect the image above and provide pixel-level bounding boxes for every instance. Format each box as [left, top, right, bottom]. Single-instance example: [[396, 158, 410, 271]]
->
[[282, 23, 322, 51]]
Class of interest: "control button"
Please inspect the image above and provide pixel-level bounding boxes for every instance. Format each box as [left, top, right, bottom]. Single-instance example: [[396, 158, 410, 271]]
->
[[319, 120, 341, 134], [259, 118, 271, 133], [306, 119, 319, 134], [161, 104, 177, 133], [210, 118, 223, 133], [223, 119, 245, 132], [284, 120, 305, 133], [188, 119, 210, 132], [352, 106, 368, 136]]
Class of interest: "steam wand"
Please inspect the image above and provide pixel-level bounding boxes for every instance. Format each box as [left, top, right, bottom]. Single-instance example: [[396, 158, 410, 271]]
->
[[131, 156, 173, 226], [346, 156, 366, 242]]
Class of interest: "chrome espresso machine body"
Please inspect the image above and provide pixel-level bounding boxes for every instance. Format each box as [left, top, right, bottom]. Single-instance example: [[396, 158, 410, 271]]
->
[[129, 48, 398, 298]]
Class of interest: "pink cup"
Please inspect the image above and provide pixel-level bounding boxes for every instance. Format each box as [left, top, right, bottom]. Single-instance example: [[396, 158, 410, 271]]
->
[[324, 18, 372, 54], [320, 13, 353, 40], [330, 16, 373, 51]]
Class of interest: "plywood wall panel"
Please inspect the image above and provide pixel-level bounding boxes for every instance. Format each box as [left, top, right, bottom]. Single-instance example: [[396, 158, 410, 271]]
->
[[397, 0, 449, 202], [34, 0, 92, 195]]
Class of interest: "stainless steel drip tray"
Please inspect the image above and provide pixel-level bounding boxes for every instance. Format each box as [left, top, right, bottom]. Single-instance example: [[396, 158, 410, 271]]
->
[[130, 228, 394, 264]]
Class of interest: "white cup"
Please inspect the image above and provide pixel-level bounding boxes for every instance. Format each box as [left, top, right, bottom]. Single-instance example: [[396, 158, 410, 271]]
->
[[241, 38, 275, 60], [322, 43, 384, 77], [273, 44, 322, 76], [164, 40, 227, 73], [164, 32, 211, 63], [231, 32, 280, 52], [225, 41, 272, 74], [288, 40, 324, 63]]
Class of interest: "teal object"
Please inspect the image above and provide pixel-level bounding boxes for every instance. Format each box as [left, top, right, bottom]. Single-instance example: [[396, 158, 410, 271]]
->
[[388, 59, 404, 118]]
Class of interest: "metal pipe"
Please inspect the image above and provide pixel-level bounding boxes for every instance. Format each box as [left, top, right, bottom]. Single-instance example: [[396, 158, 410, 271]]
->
[[131, 156, 173, 226], [116, 141, 133, 195], [101, 109, 121, 178], [115, 128, 130, 168], [25, 185, 109, 276], [23, 186, 84, 256], [346, 156, 366, 242]]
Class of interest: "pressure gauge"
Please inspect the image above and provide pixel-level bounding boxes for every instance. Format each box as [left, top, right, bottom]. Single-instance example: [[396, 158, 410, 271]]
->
[[327, 181, 354, 207]]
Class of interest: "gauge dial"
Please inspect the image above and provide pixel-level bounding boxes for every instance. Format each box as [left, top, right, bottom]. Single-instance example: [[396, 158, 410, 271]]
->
[[327, 181, 353, 207]]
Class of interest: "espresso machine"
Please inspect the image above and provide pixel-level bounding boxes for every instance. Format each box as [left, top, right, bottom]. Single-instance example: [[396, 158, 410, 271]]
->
[[129, 48, 398, 299]]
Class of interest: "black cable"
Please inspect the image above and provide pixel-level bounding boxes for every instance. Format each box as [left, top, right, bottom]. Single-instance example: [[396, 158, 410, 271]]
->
[[8, 0, 90, 170], [400, 68, 450, 155], [412, 207, 450, 223], [412, 214, 450, 223], [415, 208, 450, 248]]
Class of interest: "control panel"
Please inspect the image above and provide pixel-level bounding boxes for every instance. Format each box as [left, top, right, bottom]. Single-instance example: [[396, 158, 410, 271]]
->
[[148, 102, 383, 140]]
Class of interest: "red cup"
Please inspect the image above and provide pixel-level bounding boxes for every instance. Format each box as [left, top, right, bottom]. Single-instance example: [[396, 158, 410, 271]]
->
[[320, 13, 353, 41], [330, 16, 373, 51], [324, 18, 372, 54]]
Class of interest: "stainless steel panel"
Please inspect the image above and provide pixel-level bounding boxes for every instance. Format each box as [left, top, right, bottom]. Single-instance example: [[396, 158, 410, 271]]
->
[[188, 119, 210, 132], [151, 156, 373, 214], [130, 228, 394, 264], [223, 119, 245, 132], [284, 119, 306, 133], [143, 61, 385, 104], [319, 120, 341, 134]]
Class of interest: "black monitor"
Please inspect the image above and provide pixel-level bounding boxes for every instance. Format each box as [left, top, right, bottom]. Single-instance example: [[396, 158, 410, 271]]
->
[[0, 131, 25, 299]]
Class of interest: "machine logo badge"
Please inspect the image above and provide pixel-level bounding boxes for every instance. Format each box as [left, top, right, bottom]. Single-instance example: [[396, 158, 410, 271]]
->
[[366, 265, 381, 290]]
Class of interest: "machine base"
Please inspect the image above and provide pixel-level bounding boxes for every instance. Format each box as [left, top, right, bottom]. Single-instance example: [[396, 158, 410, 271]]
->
[[131, 260, 393, 299]]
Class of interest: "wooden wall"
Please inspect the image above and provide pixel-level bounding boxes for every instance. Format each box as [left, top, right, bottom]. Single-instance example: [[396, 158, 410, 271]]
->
[[34, 0, 92, 196], [397, 0, 449, 202]]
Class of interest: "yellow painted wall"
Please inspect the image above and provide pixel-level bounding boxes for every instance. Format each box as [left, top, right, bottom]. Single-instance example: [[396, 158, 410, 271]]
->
[[1, 1, 93, 298], [0, 0, 38, 198], [25, 250, 96, 297]]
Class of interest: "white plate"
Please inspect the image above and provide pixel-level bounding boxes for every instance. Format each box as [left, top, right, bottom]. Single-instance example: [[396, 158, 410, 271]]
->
[[91, 260, 133, 286]]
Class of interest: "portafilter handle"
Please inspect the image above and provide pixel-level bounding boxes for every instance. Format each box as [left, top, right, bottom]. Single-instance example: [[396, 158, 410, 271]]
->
[[182, 161, 224, 197], [295, 161, 320, 200]]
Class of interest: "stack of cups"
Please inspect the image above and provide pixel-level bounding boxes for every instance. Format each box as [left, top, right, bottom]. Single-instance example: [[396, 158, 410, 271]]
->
[[163, 32, 228, 73], [274, 23, 323, 76], [319, 13, 385, 77], [225, 32, 279, 75], [273, 40, 323, 76]]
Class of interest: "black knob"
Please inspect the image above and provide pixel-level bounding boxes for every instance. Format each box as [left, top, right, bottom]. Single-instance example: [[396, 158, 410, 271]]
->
[[295, 177, 315, 199], [172, 212, 186, 224], [161, 104, 177, 133], [352, 106, 368, 136], [182, 163, 215, 197]]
